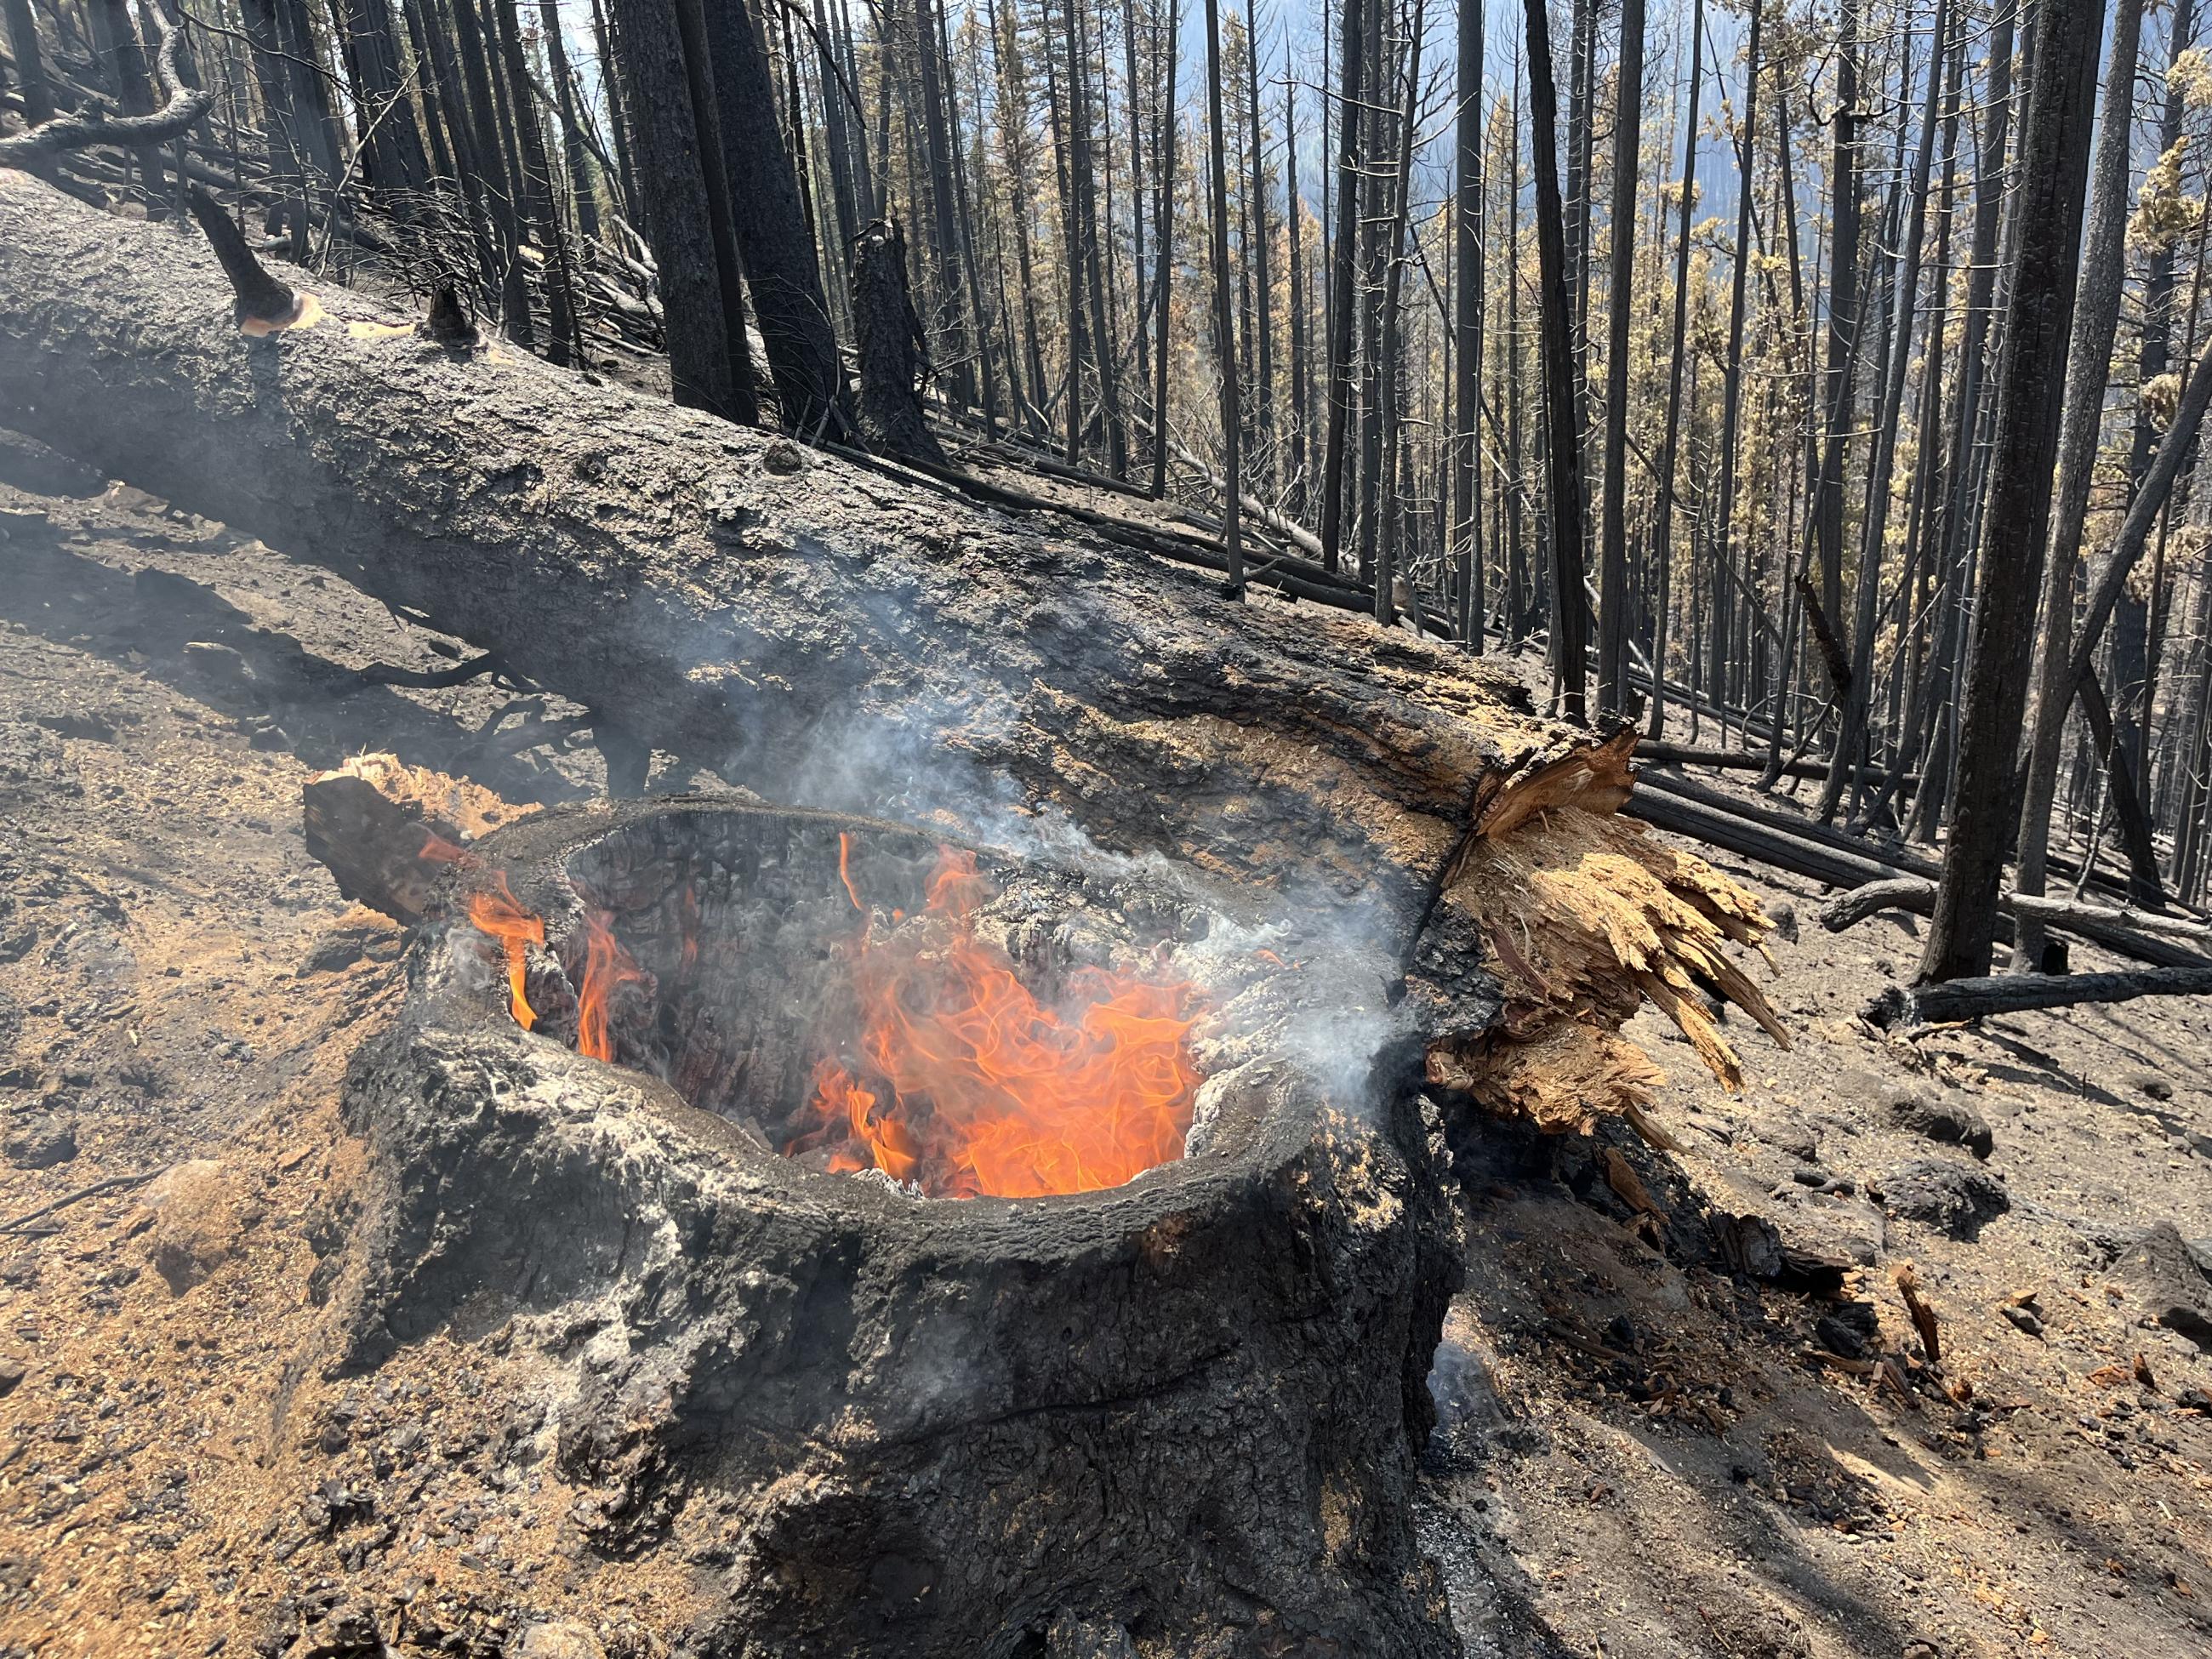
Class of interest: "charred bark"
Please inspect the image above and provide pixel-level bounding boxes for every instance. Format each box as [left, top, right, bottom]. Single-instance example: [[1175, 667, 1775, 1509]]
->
[[852, 219, 950, 465], [1868, 966, 2212, 1029], [700, 0, 853, 439]]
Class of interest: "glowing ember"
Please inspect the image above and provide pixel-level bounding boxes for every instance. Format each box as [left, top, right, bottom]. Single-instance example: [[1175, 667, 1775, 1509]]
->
[[786, 848, 1204, 1200], [467, 873, 544, 1030]]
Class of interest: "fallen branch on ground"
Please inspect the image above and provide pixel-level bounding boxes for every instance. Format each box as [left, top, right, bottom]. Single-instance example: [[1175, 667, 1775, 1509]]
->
[[1865, 965, 2212, 1027], [1822, 876, 2212, 965], [1623, 778, 1915, 890], [0, 1170, 165, 1234], [1639, 741, 1914, 788]]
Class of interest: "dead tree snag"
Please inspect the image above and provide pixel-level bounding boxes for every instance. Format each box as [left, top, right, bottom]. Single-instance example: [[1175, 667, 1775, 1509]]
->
[[851, 219, 949, 465]]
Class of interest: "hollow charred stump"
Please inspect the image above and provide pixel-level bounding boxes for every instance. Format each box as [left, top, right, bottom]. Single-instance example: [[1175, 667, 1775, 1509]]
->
[[334, 799, 1464, 1656]]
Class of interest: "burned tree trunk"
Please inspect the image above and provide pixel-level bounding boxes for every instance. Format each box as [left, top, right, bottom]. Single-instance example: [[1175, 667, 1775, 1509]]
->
[[852, 219, 949, 465], [700, 0, 852, 437]]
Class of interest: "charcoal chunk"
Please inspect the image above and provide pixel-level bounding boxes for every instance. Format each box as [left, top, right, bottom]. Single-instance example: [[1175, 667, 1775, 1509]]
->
[[1883, 1086, 1993, 1159], [1879, 1158, 2009, 1240], [2114, 1223, 2212, 1354]]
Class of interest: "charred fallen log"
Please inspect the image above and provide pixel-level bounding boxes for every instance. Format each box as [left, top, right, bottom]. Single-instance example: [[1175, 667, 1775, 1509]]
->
[[1821, 876, 2212, 969], [0, 172, 1785, 1137], [1866, 966, 2212, 1028]]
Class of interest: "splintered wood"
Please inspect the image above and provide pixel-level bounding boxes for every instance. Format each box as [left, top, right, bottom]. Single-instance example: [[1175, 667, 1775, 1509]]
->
[[1434, 785, 1791, 1139]]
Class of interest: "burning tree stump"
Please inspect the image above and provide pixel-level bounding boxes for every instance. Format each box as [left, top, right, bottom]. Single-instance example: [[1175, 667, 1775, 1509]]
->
[[337, 797, 1462, 1655], [6, 174, 1792, 1650]]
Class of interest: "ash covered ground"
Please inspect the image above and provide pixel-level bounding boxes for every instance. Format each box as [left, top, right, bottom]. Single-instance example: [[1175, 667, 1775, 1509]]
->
[[1, 443, 2209, 1658]]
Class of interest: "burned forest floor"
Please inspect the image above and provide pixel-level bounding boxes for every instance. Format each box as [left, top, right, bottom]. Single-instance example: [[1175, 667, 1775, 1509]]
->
[[1, 437, 2210, 1659]]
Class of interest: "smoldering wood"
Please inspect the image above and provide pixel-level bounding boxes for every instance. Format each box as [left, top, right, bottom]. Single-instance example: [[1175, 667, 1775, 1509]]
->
[[1866, 965, 2212, 1029], [0, 171, 1787, 1151], [333, 795, 1467, 1655]]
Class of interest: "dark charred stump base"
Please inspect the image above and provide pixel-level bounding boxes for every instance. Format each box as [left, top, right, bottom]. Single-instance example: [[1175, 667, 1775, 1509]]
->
[[336, 799, 1464, 1658]]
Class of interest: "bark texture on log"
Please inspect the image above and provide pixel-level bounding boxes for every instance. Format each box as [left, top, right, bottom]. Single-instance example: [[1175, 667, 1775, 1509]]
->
[[0, 174, 1779, 1133]]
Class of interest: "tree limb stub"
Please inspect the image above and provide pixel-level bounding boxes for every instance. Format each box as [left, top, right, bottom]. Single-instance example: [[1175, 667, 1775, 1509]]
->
[[184, 187, 305, 331]]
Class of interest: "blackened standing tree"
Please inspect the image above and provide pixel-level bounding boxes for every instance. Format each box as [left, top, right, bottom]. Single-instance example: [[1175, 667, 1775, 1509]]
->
[[493, 0, 579, 363], [88, 0, 165, 202], [336, 0, 431, 201], [1824, 0, 1953, 822], [449, 0, 532, 342], [540, 0, 603, 242], [701, 0, 853, 436], [1149, 0, 1180, 497], [852, 218, 952, 463], [1810, 0, 1861, 626], [3, 0, 54, 128], [1709, 0, 1762, 747], [1352, 0, 1385, 585], [1909, 0, 2015, 841], [1286, 39, 1312, 516], [1525, 0, 1588, 720], [590, 0, 642, 213], [1646, 0, 1702, 733], [912, 0, 978, 411], [1594, 0, 1645, 711], [1920, 0, 2109, 983], [2012, 0, 2151, 961], [1452, 0, 1483, 649], [987, 0, 1052, 435], [607, 0, 756, 420], [1067, 0, 1126, 473], [1244, 0, 1273, 490], [1372, 0, 1422, 626], [1318, 0, 1364, 573], [1203, 0, 1245, 596]]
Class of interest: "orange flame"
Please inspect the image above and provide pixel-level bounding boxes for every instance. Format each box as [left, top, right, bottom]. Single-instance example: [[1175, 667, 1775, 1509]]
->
[[467, 873, 544, 1030], [837, 832, 864, 909], [789, 848, 1203, 1199], [576, 908, 651, 1062]]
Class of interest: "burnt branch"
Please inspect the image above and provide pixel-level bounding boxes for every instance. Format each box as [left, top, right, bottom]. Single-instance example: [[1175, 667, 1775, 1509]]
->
[[185, 187, 303, 329], [0, 11, 213, 168], [357, 651, 500, 689], [1866, 964, 2212, 1028]]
